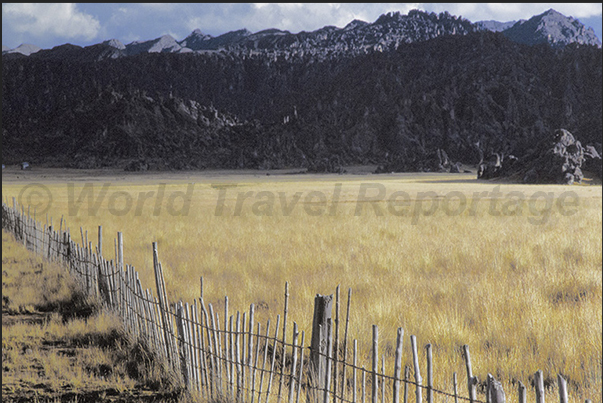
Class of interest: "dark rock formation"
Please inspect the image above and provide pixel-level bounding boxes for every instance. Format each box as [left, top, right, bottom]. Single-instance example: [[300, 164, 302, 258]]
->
[[478, 129, 601, 184]]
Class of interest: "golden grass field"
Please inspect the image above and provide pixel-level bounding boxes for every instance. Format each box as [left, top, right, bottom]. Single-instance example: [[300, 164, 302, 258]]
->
[[2, 166, 602, 402]]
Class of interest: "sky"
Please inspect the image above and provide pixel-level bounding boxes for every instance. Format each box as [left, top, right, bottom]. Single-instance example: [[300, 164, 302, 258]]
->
[[2, 3, 602, 50]]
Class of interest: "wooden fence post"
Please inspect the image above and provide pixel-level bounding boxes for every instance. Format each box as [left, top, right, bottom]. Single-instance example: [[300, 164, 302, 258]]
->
[[372, 325, 379, 403], [403, 366, 409, 403], [487, 373, 505, 403], [341, 288, 352, 403], [310, 293, 334, 401], [323, 318, 334, 403], [426, 344, 433, 403], [410, 335, 422, 403], [557, 374, 568, 403], [534, 370, 545, 403], [392, 328, 404, 403], [518, 381, 526, 403], [453, 372, 458, 403], [463, 345, 477, 403]]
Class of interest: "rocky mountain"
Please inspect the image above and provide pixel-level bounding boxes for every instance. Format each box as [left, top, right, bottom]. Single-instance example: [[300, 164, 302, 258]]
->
[[502, 9, 601, 48], [475, 20, 518, 33], [2, 9, 602, 179], [4, 8, 600, 59], [2, 43, 41, 56]]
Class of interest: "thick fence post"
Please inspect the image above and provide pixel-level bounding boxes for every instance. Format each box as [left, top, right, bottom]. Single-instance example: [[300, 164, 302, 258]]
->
[[487, 373, 505, 403], [310, 293, 334, 401], [518, 381, 526, 403], [534, 370, 545, 403], [557, 374, 568, 403]]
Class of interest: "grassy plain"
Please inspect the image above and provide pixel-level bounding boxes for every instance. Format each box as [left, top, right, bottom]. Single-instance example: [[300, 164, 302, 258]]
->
[[2, 166, 602, 402]]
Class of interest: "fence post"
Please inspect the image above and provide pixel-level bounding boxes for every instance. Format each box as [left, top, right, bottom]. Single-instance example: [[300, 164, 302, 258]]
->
[[557, 374, 568, 403], [487, 373, 505, 403], [392, 328, 404, 403], [410, 335, 422, 403], [310, 293, 334, 401], [403, 366, 409, 403], [176, 303, 190, 388], [463, 345, 477, 403], [426, 344, 433, 403], [372, 325, 379, 403], [534, 370, 545, 403], [453, 372, 458, 403], [518, 381, 526, 403], [324, 318, 334, 403]]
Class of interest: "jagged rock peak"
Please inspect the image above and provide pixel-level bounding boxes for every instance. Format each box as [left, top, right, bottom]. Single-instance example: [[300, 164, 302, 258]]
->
[[2, 43, 42, 56], [102, 39, 126, 50]]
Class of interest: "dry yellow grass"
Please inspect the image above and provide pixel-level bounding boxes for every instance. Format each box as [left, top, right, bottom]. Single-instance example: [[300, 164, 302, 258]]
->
[[3, 169, 601, 402]]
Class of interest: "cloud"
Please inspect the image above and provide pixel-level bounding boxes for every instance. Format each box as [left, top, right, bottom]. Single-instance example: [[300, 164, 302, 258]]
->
[[2, 3, 100, 41]]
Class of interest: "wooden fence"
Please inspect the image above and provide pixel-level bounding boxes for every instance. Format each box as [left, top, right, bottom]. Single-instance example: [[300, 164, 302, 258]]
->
[[1, 198, 592, 403]]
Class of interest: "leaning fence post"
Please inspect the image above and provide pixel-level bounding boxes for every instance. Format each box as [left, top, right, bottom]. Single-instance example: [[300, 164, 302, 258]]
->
[[463, 345, 477, 403], [410, 335, 422, 403], [534, 370, 545, 403], [557, 374, 568, 403]]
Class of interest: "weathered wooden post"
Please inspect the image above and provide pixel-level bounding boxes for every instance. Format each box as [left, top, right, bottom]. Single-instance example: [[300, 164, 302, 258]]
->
[[426, 344, 433, 403], [310, 293, 334, 402], [463, 345, 477, 403], [392, 328, 404, 403], [487, 373, 505, 403], [534, 370, 545, 403], [453, 372, 459, 403], [518, 381, 526, 403], [372, 325, 379, 403], [557, 374, 568, 403], [410, 336, 422, 403]]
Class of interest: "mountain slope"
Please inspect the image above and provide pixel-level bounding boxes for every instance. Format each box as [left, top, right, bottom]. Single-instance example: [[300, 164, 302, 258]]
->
[[3, 28, 601, 171]]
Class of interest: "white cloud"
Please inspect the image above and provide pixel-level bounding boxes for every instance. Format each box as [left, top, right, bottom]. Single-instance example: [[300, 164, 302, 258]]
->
[[2, 3, 100, 41]]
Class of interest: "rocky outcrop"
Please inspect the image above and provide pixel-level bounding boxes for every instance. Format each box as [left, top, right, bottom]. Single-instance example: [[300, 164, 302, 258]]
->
[[478, 129, 601, 184]]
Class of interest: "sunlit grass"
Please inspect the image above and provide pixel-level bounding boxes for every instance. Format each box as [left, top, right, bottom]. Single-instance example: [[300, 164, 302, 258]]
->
[[3, 171, 601, 402]]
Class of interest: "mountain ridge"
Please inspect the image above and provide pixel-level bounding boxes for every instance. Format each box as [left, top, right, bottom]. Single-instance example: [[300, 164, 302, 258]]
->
[[2, 8, 602, 180], [3, 8, 601, 58]]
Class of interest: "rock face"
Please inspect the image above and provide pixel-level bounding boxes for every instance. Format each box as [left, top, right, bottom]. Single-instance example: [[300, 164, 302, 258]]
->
[[478, 129, 602, 184], [502, 9, 602, 48]]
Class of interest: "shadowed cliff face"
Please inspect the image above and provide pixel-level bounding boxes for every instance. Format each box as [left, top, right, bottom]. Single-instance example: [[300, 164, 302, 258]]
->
[[2, 26, 602, 174]]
